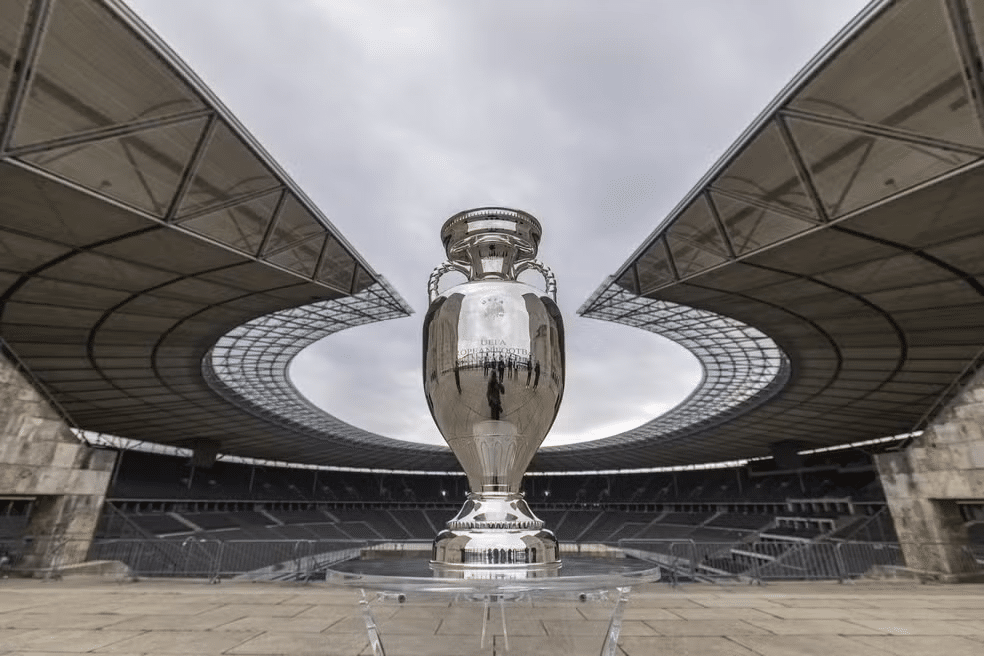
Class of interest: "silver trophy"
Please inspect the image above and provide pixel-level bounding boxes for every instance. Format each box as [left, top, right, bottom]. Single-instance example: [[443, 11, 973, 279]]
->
[[424, 207, 564, 574]]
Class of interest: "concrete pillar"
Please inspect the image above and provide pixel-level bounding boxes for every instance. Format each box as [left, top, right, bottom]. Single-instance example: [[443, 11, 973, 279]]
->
[[770, 440, 805, 470], [0, 347, 115, 575], [876, 366, 984, 582], [190, 438, 220, 469], [19, 492, 110, 572]]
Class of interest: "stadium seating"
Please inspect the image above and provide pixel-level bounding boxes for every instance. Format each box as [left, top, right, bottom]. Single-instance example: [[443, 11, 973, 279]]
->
[[97, 442, 984, 581]]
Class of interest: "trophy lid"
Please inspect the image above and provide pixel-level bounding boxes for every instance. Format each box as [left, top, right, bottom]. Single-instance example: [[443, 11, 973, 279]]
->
[[441, 208, 542, 262]]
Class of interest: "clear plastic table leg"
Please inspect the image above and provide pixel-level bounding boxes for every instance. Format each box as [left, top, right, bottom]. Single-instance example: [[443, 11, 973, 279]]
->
[[600, 586, 631, 656], [499, 596, 509, 652], [360, 589, 385, 656]]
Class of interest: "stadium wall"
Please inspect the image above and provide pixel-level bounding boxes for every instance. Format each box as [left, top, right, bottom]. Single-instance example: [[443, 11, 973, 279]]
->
[[877, 366, 984, 581], [0, 348, 116, 573]]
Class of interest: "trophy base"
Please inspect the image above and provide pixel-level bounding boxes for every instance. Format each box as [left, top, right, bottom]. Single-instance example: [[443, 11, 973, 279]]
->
[[431, 493, 560, 571]]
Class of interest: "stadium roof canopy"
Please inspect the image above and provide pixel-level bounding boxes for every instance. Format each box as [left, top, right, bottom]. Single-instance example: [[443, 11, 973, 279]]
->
[[3, 0, 984, 473], [0, 0, 452, 469], [564, 0, 984, 469]]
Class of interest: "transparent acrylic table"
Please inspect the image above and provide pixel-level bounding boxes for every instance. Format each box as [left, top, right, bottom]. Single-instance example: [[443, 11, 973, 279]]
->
[[325, 552, 661, 656]]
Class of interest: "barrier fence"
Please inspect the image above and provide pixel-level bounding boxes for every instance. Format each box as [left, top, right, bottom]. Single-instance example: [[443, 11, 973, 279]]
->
[[4, 537, 980, 583], [616, 538, 983, 583], [84, 538, 425, 582]]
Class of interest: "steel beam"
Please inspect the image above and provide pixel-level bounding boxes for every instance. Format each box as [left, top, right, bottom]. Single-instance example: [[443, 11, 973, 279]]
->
[[943, 0, 984, 140], [164, 113, 217, 221], [173, 183, 284, 224], [0, 0, 52, 154], [708, 185, 823, 225], [704, 191, 737, 259], [775, 116, 830, 222], [780, 106, 984, 157], [5, 108, 212, 157]]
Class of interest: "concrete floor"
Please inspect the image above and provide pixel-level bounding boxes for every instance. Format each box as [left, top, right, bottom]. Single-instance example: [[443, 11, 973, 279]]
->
[[0, 577, 982, 655]]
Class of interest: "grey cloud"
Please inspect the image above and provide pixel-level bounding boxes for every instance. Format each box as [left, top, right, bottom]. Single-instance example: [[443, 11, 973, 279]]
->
[[126, 0, 869, 449]]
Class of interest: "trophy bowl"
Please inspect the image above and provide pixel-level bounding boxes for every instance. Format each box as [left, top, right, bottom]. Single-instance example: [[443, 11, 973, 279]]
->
[[423, 207, 564, 572]]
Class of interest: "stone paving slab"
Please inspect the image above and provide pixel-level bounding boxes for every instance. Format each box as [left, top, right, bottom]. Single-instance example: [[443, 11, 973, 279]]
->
[[386, 607, 474, 621], [0, 579, 982, 655], [356, 634, 492, 656], [851, 635, 984, 656], [728, 634, 891, 656], [579, 606, 681, 621], [641, 619, 771, 636], [435, 618, 547, 636], [507, 605, 583, 620], [215, 616, 342, 633], [1, 653, 145, 656], [847, 596, 984, 607], [0, 628, 146, 652], [228, 631, 368, 656], [0, 629, 31, 649], [619, 595, 703, 608], [687, 597, 789, 608], [0, 614, 128, 631], [669, 607, 781, 620], [608, 621, 658, 637], [474, 634, 599, 656], [199, 603, 313, 618], [293, 604, 395, 622], [542, 619, 619, 637], [0, 601, 47, 614], [14, 602, 125, 616], [763, 598, 879, 608], [750, 606, 860, 619], [619, 636, 761, 655], [372, 619, 443, 636], [100, 612, 255, 632], [743, 618, 889, 635], [847, 607, 975, 620], [847, 619, 984, 635], [92, 630, 262, 654]]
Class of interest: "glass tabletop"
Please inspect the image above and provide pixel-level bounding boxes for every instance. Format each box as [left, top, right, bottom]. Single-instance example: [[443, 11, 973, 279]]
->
[[325, 553, 660, 595]]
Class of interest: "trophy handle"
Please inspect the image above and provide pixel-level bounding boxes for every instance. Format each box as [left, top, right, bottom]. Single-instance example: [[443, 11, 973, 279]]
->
[[516, 260, 557, 302], [428, 261, 469, 303]]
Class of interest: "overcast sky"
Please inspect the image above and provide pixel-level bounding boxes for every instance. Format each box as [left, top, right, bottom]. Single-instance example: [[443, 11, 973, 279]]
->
[[126, 0, 870, 448]]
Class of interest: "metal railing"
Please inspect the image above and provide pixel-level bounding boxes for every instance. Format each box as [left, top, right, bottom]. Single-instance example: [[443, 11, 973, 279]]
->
[[11, 536, 981, 584], [82, 538, 417, 582], [617, 538, 983, 585]]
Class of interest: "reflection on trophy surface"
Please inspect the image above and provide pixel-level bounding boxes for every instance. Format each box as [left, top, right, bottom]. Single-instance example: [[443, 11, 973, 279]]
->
[[423, 207, 565, 574]]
